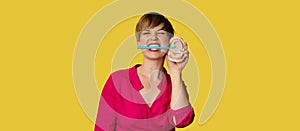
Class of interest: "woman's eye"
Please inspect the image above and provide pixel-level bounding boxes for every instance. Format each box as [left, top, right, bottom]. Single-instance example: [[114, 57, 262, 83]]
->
[[157, 31, 166, 35], [142, 32, 150, 35]]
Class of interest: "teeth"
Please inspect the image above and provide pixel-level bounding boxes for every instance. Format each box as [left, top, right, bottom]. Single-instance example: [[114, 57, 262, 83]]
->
[[149, 45, 160, 47], [148, 45, 160, 50], [150, 48, 158, 51]]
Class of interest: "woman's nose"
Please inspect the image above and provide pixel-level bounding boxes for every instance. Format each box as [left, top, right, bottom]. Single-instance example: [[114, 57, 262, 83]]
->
[[150, 33, 158, 40]]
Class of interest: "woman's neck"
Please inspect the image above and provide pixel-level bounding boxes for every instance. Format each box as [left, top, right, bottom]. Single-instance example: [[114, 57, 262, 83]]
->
[[137, 57, 165, 92], [140, 58, 164, 74]]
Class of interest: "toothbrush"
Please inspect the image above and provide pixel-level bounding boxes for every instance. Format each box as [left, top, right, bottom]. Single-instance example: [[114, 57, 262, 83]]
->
[[137, 44, 176, 50]]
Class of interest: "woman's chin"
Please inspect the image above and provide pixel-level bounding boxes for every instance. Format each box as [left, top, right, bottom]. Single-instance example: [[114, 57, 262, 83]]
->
[[143, 54, 166, 61]]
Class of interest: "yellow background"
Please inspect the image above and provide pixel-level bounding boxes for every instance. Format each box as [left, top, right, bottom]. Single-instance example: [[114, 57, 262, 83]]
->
[[1, 0, 299, 131]]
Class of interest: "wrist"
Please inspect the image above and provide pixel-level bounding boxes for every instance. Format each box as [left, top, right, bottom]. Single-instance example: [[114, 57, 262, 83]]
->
[[170, 71, 181, 77], [170, 72, 182, 82]]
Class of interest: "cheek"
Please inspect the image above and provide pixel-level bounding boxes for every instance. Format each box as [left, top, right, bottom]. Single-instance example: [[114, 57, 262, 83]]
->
[[138, 38, 147, 45], [142, 40, 148, 45], [160, 37, 170, 45]]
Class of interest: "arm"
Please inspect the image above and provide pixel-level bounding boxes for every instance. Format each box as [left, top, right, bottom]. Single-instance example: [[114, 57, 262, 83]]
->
[[170, 72, 189, 110], [166, 42, 195, 127], [168, 72, 195, 128], [94, 75, 117, 131]]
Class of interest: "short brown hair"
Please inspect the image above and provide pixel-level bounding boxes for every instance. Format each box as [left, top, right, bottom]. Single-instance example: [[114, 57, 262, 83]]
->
[[135, 12, 174, 41]]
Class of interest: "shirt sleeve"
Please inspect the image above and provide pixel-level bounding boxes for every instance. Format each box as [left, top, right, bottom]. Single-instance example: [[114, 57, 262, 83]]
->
[[94, 75, 117, 131], [167, 105, 195, 128]]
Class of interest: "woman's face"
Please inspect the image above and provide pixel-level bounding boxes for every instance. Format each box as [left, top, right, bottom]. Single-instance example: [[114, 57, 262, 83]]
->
[[137, 24, 171, 60]]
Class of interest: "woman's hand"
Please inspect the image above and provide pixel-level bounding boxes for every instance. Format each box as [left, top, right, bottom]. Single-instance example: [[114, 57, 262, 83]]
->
[[166, 42, 189, 75]]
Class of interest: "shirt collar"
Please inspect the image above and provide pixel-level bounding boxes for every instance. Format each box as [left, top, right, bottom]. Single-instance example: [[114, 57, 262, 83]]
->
[[129, 64, 144, 91]]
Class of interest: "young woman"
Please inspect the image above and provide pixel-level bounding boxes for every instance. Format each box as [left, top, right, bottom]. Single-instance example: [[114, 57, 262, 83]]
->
[[94, 12, 194, 131]]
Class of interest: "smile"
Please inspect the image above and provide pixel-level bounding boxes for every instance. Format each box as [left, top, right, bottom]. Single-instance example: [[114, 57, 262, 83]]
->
[[137, 45, 176, 50]]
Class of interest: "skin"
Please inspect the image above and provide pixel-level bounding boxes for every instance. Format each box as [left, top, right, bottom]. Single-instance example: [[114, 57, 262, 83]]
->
[[137, 24, 190, 110]]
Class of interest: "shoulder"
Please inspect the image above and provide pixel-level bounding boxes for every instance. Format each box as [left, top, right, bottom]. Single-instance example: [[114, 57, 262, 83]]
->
[[110, 65, 138, 78], [107, 65, 137, 84], [102, 68, 131, 94], [110, 68, 130, 79]]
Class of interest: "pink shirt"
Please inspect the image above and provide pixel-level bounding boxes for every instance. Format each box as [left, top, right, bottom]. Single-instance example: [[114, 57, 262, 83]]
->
[[95, 65, 194, 131]]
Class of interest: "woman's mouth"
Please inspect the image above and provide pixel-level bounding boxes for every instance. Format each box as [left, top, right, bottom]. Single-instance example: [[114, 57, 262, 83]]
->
[[148, 45, 160, 52]]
